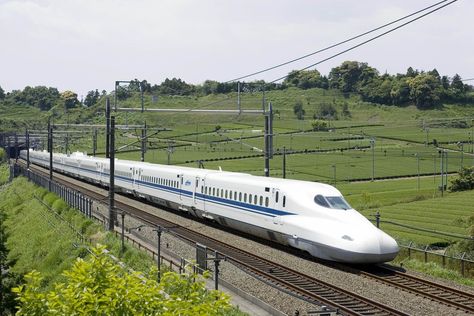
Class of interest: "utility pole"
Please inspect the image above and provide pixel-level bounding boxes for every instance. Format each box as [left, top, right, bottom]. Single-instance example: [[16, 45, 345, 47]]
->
[[108, 116, 116, 231], [105, 97, 111, 158], [167, 142, 174, 165], [370, 138, 375, 181], [264, 103, 273, 177], [237, 82, 241, 113], [26, 129, 30, 181], [65, 132, 69, 154], [282, 146, 286, 179], [48, 118, 53, 190], [141, 121, 146, 162], [415, 153, 420, 190], [93, 128, 97, 156], [140, 82, 144, 113]]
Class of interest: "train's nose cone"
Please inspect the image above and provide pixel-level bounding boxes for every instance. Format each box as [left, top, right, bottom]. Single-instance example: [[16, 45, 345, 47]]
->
[[378, 231, 399, 261]]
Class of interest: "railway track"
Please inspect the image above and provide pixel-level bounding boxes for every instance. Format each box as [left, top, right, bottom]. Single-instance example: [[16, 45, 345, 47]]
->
[[358, 265, 474, 314], [18, 161, 474, 315]]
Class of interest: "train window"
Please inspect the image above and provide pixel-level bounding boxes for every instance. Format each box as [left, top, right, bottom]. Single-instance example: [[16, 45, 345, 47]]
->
[[225, 190, 228, 199], [325, 196, 351, 210], [239, 192, 242, 201], [275, 191, 279, 203], [265, 197, 269, 207], [254, 195, 257, 204], [282, 196, 286, 207], [244, 193, 247, 202], [259, 196, 263, 206], [234, 191, 237, 200], [249, 194, 252, 203], [314, 195, 330, 208], [220, 189, 223, 197]]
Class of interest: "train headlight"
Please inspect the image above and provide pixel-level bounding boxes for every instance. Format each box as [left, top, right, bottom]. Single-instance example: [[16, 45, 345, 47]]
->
[[341, 235, 353, 241]]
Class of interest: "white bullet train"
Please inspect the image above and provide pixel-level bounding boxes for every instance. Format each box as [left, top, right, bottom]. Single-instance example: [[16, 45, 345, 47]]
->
[[20, 149, 399, 263]]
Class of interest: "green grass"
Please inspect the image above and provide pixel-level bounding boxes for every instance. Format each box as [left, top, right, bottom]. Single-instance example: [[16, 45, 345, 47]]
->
[[338, 177, 474, 245], [0, 177, 248, 315], [392, 259, 474, 287]]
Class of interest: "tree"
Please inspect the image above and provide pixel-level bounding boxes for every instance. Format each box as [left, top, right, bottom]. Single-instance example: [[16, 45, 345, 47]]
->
[[1, 212, 22, 315], [83, 89, 100, 107], [311, 120, 328, 131], [450, 74, 466, 99], [293, 100, 305, 120], [314, 102, 337, 120], [283, 69, 328, 90], [61, 90, 79, 109], [128, 79, 151, 93], [10, 86, 60, 110], [0, 85, 5, 100], [407, 74, 442, 109], [116, 85, 131, 100], [158, 78, 195, 95], [449, 167, 474, 192], [13, 245, 232, 315], [406, 67, 419, 78], [390, 77, 410, 105], [329, 61, 377, 93]]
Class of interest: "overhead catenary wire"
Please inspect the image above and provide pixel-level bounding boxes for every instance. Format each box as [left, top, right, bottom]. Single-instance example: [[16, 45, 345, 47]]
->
[[268, 0, 458, 84], [118, 0, 460, 116], [185, 0, 459, 113], [226, 0, 452, 83]]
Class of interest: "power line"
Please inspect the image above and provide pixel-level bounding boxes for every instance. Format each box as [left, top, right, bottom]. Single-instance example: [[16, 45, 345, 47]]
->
[[268, 0, 458, 84], [226, 0, 452, 83]]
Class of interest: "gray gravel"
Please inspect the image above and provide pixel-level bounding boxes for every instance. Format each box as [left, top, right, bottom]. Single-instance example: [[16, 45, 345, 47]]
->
[[57, 172, 473, 315]]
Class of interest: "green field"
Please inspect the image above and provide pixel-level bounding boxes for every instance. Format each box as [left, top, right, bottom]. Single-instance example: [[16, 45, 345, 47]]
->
[[3, 87, 474, 248]]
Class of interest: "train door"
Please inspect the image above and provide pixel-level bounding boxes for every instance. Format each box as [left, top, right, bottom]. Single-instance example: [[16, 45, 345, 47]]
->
[[272, 188, 282, 225], [96, 162, 101, 182], [137, 168, 142, 189], [132, 167, 137, 189], [193, 176, 200, 204], [202, 177, 208, 211], [178, 174, 184, 201]]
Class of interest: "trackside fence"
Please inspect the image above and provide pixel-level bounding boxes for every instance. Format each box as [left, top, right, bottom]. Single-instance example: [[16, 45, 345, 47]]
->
[[20, 167, 93, 219], [397, 241, 474, 278], [371, 214, 474, 278]]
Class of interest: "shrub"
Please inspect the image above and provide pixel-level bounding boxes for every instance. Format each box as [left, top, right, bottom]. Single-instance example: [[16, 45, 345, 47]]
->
[[42, 193, 58, 207], [51, 199, 68, 214], [449, 167, 474, 192]]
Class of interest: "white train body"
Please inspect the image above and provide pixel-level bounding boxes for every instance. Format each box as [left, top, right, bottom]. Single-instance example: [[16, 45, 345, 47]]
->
[[21, 149, 399, 263]]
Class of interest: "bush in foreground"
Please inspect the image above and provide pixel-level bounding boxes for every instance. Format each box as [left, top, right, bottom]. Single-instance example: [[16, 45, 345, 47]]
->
[[13, 245, 232, 315]]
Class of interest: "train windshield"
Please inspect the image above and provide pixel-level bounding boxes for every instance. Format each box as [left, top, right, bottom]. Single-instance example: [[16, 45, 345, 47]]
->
[[314, 194, 351, 210]]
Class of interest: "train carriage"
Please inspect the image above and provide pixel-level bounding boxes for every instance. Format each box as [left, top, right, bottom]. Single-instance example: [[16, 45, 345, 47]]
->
[[20, 149, 399, 263]]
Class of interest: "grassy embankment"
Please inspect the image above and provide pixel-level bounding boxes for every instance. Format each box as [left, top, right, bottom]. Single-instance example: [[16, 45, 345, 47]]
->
[[0, 176, 246, 315]]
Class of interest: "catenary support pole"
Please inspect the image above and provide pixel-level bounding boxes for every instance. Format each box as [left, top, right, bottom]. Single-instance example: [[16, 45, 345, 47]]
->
[[105, 97, 111, 158], [141, 121, 146, 162], [108, 116, 115, 231], [48, 119, 53, 190], [93, 128, 97, 157], [26, 129, 30, 180]]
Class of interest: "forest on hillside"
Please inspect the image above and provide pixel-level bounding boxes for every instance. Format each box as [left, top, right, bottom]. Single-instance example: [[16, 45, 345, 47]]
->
[[0, 61, 472, 112]]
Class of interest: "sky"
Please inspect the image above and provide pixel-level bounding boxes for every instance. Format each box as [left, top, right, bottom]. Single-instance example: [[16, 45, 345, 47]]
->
[[0, 0, 472, 98]]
